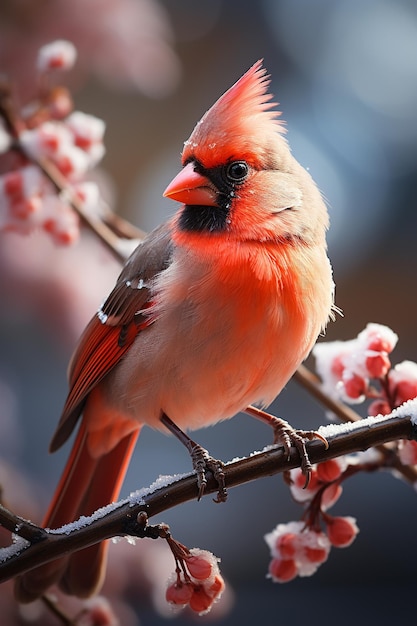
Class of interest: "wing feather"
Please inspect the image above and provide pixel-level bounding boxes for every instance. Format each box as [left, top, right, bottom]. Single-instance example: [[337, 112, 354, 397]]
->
[[49, 223, 173, 452]]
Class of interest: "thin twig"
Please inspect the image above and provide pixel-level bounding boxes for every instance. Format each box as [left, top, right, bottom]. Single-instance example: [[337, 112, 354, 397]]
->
[[293, 364, 363, 423], [0, 505, 46, 543], [42, 594, 75, 626], [0, 81, 144, 263], [23, 154, 139, 263]]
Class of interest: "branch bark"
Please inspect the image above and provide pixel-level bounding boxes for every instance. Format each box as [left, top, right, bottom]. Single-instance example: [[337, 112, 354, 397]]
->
[[1, 410, 415, 583]]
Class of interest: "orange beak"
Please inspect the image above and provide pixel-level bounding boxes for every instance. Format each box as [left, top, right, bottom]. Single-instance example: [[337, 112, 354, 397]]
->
[[163, 162, 218, 206]]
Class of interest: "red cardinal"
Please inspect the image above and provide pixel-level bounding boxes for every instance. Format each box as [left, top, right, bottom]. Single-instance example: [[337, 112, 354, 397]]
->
[[16, 61, 334, 601]]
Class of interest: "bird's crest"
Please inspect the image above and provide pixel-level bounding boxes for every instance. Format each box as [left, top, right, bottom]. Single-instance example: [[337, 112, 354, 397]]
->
[[183, 60, 286, 168]]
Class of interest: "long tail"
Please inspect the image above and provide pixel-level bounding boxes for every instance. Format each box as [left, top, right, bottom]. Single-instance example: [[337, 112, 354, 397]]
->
[[15, 422, 140, 602]]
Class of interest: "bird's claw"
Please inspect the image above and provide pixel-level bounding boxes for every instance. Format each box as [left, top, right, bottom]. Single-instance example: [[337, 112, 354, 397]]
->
[[190, 442, 227, 503], [269, 416, 328, 488]]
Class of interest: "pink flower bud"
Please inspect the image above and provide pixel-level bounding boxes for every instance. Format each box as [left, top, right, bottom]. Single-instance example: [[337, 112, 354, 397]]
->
[[186, 552, 213, 581], [67, 111, 105, 146], [317, 459, 343, 483], [394, 380, 417, 405], [37, 40, 77, 72], [342, 372, 368, 400], [289, 467, 320, 503], [268, 557, 298, 582], [359, 323, 398, 354], [331, 354, 346, 378], [398, 440, 417, 466], [47, 87, 74, 120], [11, 197, 40, 219], [303, 545, 329, 564], [3, 170, 23, 199], [368, 400, 391, 416], [166, 581, 193, 606], [293, 467, 319, 490], [388, 361, 417, 406], [206, 574, 225, 599], [364, 352, 391, 378], [299, 530, 331, 566], [321, 482, 343, 510], [326, 516, 359, 547], [79, 596, 118, 626], [42, 197, 79, 245], [275, 532, 298, 559], [189, 585, 214, 614]]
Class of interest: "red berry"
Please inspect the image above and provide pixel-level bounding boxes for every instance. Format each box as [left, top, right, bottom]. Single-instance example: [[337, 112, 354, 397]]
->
[[317, 459, 343, 483], [166, 581, 193, 606], [206, 574, 225, 599], [394, 380, 417, 406], [365, 353, 390, 378], [322, 482, 343, 509], [186, 554, 213, 581], [326, 516, 359, 547], [268, 557, 298, 582], [331, 354, 345, 378], [303, 546, 328, 564], [276, 532, 297, 559], [368, 400, 391, 416], [294, 468, 319, 491], [189, 585, 213, 614], [343, 373, 367, 399], [4, 171, 23, 198]]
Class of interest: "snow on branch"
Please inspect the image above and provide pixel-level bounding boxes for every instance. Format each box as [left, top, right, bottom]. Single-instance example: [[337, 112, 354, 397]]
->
[[0, 405, 415, 584]]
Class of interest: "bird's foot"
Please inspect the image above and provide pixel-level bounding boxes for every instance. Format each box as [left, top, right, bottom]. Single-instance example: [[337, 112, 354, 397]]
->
[[244, 406, 328, 487], [189, 441, 227, 503], [160, 413, 227, 502]]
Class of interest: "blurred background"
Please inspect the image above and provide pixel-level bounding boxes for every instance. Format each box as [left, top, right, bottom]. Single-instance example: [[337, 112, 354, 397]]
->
[[1, 0, 417, 624]]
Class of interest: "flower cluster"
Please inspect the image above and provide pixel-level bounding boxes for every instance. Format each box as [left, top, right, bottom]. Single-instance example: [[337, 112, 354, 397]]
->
[[0, 40, 106, 244], [313, 322, 417, 415], [165, 547, 225, 616], [313, 323, 398, 404], [265, 322, 417, 585], [265, 457, 359, 582]]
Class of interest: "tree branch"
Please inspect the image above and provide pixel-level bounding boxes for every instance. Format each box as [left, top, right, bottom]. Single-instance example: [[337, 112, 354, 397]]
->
[[1, 409, 415, 583]]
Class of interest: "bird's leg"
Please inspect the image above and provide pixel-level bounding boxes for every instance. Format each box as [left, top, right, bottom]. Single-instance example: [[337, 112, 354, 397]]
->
[[244, 405, 328, 486], [160, 413, 227, 503]]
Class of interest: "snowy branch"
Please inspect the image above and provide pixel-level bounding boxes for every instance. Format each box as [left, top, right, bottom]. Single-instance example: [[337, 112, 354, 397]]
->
[[0, 407, 416, 583]]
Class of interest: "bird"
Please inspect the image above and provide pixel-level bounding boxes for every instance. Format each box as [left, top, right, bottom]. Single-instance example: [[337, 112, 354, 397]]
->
[[15, 60, 334, 602]]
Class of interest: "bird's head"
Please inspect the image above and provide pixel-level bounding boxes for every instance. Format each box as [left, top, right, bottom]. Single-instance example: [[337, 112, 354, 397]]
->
[[164, 60, 328, 247]]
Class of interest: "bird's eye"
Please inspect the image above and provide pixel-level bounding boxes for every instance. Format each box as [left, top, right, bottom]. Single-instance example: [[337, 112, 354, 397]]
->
[[225, 161, 249, 184]]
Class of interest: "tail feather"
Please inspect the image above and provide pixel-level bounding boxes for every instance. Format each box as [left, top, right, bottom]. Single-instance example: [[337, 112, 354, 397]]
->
[[15, 423, 140, 602]]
